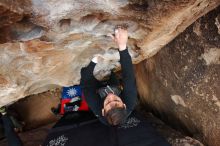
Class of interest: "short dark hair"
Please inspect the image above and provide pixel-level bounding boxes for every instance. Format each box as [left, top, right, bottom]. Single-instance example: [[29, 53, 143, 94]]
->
[[105, 107, 127, 125]]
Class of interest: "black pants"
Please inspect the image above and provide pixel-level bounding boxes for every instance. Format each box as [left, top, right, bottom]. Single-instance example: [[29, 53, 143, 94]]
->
[[2, 115, 22, 146]]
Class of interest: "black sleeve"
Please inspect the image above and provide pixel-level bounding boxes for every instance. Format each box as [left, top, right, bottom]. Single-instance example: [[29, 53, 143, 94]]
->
[[119, 49, 137, 112], [80, 61, 108, 125]]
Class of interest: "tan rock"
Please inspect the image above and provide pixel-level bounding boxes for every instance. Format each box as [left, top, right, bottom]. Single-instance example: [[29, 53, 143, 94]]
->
[[0, 0, 219, 107], [0, 1, 219, 146], [135, 7, 220, 146]]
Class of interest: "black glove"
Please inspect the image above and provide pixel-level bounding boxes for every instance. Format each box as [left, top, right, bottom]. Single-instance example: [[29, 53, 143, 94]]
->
[[98, 85, 121, 99]]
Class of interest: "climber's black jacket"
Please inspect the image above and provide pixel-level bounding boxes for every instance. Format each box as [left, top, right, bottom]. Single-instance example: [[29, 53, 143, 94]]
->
[[80, 48, 137, 125]]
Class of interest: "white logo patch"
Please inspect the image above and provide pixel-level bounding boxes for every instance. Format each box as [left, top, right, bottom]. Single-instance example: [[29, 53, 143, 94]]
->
[[119, 117, 140, 129], [47, 135, 68, 146]]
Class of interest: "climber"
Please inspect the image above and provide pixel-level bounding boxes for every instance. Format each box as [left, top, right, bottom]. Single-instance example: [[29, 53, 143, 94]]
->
[[0, 107, 23, 146], [43, 25, 171, 146], [80, 25, 137, 125]]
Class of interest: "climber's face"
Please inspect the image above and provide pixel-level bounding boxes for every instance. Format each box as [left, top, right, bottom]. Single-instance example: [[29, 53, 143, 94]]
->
[[102, 93, 126, 116]]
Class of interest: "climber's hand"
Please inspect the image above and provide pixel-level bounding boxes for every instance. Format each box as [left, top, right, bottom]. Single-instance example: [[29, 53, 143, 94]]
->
[[92, 54, 104, 63], [109, 25, 128, 51]]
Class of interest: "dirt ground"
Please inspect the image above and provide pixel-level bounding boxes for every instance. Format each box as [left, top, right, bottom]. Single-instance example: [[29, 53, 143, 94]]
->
[[8, 89, 61, 130]]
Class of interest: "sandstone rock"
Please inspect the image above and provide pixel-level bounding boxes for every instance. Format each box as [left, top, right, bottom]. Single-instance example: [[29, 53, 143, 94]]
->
[[135, 7, 220, 146], [0, 0, 24, 28], [0, 1, 219, 146], [0, 0, 219, 107]]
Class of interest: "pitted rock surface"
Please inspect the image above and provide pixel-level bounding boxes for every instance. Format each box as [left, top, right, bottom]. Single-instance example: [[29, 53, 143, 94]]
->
[[135, 7, 220, 146], [0, 0, 219, 106]]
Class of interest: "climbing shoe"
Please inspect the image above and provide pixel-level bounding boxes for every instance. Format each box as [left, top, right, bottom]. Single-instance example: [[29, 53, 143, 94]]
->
[[9, 116, 24, 132], [0, 107, 6, 115]]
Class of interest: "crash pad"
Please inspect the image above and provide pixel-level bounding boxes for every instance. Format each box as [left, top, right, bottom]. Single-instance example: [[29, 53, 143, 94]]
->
[[43, 111, 170, 146]]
